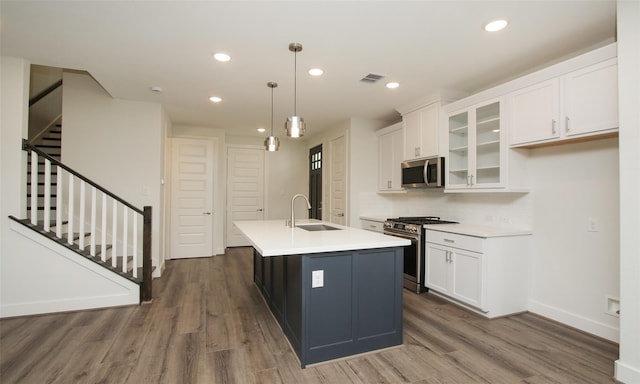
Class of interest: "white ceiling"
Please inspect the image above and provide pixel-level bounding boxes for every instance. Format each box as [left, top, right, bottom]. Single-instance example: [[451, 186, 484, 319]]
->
[[1, 1, 616, 139]]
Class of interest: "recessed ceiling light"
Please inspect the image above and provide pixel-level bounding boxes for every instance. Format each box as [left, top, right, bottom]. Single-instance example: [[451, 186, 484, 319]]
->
[[150, 86, 162, 93], [209, 96, 222, 103], [386, 82, 400, 89], [257, 127, 266, 133], [213, 53, 231, 62], [308, 68, 323, 76], [484, 19, 508, 32]]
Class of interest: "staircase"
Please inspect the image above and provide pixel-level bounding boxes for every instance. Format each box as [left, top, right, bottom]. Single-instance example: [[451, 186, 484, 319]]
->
[[13, 138, 153, 302], [11, 76, 153, 303]]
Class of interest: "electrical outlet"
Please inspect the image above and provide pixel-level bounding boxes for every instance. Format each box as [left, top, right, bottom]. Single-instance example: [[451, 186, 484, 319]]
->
[[312, 270, 324, 288], [588, 217, 600, 232], [605, 295, 620, 317]]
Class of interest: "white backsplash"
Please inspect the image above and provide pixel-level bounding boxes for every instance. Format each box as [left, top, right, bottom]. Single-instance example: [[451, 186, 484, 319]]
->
[[363, 189, 533, 229]]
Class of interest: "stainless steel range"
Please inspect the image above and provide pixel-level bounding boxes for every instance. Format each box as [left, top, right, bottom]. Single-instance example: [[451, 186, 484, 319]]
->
[[383, 216, 458, 293]]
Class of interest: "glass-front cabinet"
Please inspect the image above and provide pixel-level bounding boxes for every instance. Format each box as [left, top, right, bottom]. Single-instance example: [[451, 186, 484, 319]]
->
[[447, 99, 504, 190]]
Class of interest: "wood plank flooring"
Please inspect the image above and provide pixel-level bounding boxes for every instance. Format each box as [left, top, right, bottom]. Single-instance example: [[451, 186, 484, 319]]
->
[[0, 247, 619, 383]]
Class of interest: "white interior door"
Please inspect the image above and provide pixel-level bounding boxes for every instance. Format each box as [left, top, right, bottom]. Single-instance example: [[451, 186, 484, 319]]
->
[[226, 146, 265, 247], [170, 138, 214, 259], [330, 135, 347, 225]]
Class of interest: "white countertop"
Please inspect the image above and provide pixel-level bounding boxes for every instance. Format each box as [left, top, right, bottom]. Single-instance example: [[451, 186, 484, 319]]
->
[[234, 219, 411, 256], [423, 223, 532, 237]]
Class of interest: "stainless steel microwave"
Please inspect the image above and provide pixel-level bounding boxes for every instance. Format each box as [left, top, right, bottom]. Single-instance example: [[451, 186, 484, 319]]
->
[[401, 156, 445, 188]]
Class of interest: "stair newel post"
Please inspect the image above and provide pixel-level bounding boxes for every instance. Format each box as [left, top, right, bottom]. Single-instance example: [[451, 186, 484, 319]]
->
[[141, 206, 152, 302]]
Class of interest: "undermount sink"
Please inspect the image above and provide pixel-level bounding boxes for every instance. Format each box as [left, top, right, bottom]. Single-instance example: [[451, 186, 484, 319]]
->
[[296, 224, 342, 231]]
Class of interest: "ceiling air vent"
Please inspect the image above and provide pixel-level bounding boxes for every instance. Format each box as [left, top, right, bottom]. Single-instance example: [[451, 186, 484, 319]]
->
[[360, 73, 385, 83]]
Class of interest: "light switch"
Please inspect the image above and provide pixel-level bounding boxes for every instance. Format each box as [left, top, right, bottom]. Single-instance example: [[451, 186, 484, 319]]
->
[[312, 270, 324, 288]]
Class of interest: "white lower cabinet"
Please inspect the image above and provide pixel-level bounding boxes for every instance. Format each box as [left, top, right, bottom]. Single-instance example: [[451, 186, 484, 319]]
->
[[361, 218, 384, 233], [424, 229, 529, 318]]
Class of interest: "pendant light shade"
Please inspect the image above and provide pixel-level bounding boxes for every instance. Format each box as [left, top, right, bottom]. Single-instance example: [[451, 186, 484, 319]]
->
[[264, 82, 280, 152], [285, 42, 306, 138], [285, 116, 306, 138]]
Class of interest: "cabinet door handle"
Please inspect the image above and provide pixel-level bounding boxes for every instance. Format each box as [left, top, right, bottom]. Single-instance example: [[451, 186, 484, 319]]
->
[[552, 119, 557, 135], [203, 212, 212, 215], [415, 147, 420, 157], [387, 180, 392, 189], [565, 116, 571, 133], [444, 238, 455, 243]]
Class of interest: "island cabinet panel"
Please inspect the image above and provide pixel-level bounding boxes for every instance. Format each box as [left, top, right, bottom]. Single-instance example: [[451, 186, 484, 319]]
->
[[253, 248, 263, 286], [307, 254, 353, 349], [284, 255, 303, 357], [253, 247, 403, 368]]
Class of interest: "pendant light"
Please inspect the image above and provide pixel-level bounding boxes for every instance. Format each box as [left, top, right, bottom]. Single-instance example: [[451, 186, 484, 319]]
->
[[264, 82, 280, 152], [285, 42, 306, 138]]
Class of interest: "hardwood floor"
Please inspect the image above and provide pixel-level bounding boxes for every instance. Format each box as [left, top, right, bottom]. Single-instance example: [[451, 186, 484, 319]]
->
[[1, 247, 618, 383]]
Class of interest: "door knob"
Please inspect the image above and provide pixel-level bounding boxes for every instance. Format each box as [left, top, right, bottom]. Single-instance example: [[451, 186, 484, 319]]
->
[[257, 208, 263, 212], [203, 212, 212, 215], [337, 213, 345, 217]]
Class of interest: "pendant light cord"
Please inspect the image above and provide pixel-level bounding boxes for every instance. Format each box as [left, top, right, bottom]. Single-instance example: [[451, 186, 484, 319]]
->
[[293, 49, 297, 116], [270, 86, 274, 135]]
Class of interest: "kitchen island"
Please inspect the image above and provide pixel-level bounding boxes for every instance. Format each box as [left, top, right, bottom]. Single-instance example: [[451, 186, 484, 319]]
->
[[234, 220, 410, 368]]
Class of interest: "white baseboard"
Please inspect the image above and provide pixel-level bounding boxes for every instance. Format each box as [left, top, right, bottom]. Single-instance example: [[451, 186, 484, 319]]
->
[[1, 292, 139, 318], [615, 360, 640, 384], [528, 299, 619, 342]]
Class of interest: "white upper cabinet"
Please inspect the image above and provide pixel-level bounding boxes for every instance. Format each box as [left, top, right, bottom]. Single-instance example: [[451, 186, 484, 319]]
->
[[510, 58, 618, 147], [376, 123, 404, 193], [402, 103, 440, 161], [509, 79, 560, 144], [563, 59, 618, 137], [447, 99, 505, 190]]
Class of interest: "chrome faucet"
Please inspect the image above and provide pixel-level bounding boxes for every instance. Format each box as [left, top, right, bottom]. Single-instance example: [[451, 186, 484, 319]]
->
[[289, 194, 312, 228]]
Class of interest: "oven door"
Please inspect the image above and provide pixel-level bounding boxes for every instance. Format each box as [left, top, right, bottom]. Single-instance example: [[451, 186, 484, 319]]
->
[[384, 230, 421, 293]]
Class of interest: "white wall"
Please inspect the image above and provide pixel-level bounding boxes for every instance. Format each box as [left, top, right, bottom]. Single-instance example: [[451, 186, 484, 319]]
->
[[528, 138, 620, 341], [615, 0, 640, 382], [348, 118, 389, 228], [62, 72, 165, 276]]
